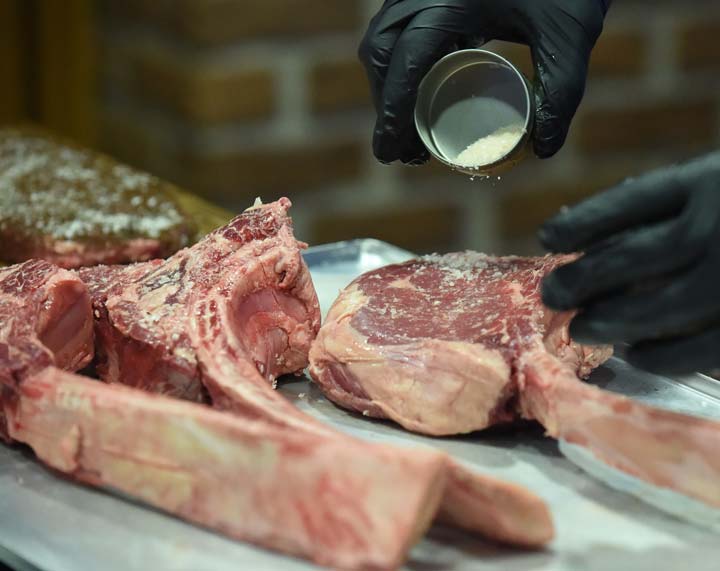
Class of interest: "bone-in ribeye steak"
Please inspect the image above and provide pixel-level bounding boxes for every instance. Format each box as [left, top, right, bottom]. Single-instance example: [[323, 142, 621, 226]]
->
[[78, 198, 554, 550], [309, 252, 720, 509], [0, 200, 554, 570], [12, 366, 454, 571], [78, 197, 320, 403], [0, 259, 94, 441]]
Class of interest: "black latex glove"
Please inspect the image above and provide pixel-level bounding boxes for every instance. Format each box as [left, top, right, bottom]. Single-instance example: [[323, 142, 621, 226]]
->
[[540, 152, 720, 374], [359, 0, 610, 165]]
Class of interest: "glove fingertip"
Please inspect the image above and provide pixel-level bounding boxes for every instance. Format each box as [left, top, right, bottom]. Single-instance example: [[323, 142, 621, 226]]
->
[[538, 217, 578, 254], [537, 223, 559, 251], [400, 133, 430, 165], [372, 123, 399, 164], [531, 77, 573, 159], [533, 136, 562, 160], [373, 117, 431, 165], [532, 109, 568, 159], [541, 272, 576, 311]]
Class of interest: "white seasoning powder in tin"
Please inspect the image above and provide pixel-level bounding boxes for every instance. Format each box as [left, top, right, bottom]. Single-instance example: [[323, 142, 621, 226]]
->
[[454, 124, 526, 169]]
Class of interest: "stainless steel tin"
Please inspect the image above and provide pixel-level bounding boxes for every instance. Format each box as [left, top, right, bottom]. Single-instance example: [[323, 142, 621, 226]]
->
[[414, 49, 533, 176]]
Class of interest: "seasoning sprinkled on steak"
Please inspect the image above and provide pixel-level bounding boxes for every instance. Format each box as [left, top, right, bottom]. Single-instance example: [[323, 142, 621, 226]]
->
[[310, 252, 720, 510], [0, 126, 195, 268]]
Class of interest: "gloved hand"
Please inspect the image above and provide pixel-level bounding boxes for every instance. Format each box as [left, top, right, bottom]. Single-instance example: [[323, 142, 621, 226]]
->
[[359, 0, 610, 165], [540, 151, 720, 374]]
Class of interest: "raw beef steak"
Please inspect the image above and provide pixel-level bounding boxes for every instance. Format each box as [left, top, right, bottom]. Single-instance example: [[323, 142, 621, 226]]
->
[[78, 197, 320, 402], [79, 200, 555, 550], [0, 259, 94, 441], [309, 252, 720, 508], [0, 264, 551, 566], [0, 255, 453, 570], [9, 367, 452, 571], [310, 253, 607, 434], [0, 126, 195, 268]]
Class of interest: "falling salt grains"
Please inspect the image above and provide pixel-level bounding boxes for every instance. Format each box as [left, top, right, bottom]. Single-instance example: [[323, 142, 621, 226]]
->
[[454, 124, 525, 169]]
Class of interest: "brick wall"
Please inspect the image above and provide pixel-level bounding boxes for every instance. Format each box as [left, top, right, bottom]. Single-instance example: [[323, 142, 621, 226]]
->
[[98, 0, 720, 255]]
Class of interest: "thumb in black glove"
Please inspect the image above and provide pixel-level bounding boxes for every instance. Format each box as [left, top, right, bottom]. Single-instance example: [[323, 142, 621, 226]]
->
[[540, 151, 720, 375], [359, 0, 609, 165]]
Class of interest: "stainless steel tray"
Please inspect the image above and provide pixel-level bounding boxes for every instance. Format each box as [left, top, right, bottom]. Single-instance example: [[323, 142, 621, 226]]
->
[[2, 239, 720, 571]]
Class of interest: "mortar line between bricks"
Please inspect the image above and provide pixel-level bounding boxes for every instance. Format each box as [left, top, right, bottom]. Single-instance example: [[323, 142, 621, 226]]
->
[[645, 8, 679, 97], [274, 52, 312, 141], [199, 35, 358, 66], [101, 100, 368, 156]]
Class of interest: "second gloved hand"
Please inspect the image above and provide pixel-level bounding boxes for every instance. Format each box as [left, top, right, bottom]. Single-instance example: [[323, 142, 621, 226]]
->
[[359, 0, 609, 164], [540, 151, 720, 374]]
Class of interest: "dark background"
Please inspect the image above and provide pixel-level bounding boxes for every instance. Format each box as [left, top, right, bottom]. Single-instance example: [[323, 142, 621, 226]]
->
[[2, 0, 719, 255]]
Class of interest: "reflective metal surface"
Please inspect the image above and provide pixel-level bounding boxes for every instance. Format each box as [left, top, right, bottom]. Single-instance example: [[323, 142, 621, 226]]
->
[[2, 240, 720, 571], [414, 49, 533, 176]]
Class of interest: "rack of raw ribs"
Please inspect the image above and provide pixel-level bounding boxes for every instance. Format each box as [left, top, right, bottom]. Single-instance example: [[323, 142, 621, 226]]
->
[[4, 167, 720, 569]]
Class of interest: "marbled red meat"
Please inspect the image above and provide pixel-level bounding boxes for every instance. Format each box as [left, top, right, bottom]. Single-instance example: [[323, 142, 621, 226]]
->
[[9, 366, 452, 571], [76, 201, 555, 554], [310, 252, 720, 509], [0, 259, 94, 440], [0, 208, 556, 569], [78, 198, 321, 403]]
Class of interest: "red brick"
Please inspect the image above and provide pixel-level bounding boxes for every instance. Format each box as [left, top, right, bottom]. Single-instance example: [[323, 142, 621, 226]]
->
[[113, 0, 364, 44], [180, 0, 363, 43], [98, 110, 172, 177], [496, 150, 700, 240], [589, 31, 647, 77], [102, 0, 172, 25], [498, 167, 639, 240], [169, 187, 235, 239], [181, 140, 365, 203], [311, 204, 462, 253], [309, 58, 371, 114], [678, 20, 720, 71], [574, 100, 717, 154], [132, 48, 275, 124], [98, 40, 142, 96], [492, 31, 647, 81]]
